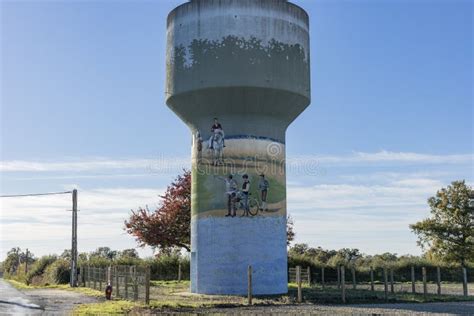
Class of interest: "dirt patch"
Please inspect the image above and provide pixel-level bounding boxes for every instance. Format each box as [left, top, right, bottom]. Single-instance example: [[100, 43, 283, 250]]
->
[[136, 301, 474, 315], [23, 288, 101, 314]]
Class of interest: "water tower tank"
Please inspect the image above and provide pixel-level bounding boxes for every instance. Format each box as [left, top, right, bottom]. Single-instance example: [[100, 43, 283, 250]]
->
[[166, 0, 310, 294]]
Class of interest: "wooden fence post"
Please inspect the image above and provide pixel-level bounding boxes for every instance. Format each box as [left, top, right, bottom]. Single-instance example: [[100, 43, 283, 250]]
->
[[145, 267, 150, 305], [133, 266, 138, 301], [383, 267, 388, 301], [178, 262, 182, 282], [79, 266, 83, 287], [248, 265, 253, 305], [93, 268, 97, 290], [307, 266, 311, 285], [390, 269, 394, 293], [370, 267, 374, 291], [99, 268, 103, 291], [79, 267, 82, 287], [411, 266, 416, 294], [351, 267, 356, 290], [321, 267, 325, 289], [422, 267, 427, 298], [341, 266, 346, 304], [462, 267, 468, 297], [296, 265, 302, 303], [115, 266, 119, 297], [337, 265, 341, 289], [436, 266, 441, 295], [124, 267, 129, 299], [108, 266, 113, 296]]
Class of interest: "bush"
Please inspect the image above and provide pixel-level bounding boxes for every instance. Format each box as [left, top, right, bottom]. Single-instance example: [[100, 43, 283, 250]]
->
[[43, 259, 70, 285], [145, 255, 190, 280], [26, 256, 57, 285], [9, 263, 28, 283]]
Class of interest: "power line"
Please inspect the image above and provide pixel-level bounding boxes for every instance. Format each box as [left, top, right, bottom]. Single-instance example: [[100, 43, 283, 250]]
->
[[0, 191, 72, 198], [0, 188, 79, 288]]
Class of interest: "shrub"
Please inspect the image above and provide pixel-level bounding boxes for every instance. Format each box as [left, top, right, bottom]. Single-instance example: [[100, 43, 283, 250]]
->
[[9, 263, 28, 283], [26, 256, 57, 285], [44, 259, 70, 285], [145, 255, 190, 280]]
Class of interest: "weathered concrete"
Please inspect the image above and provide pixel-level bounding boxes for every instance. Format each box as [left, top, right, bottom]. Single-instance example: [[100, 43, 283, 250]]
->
[[166, 0, 310, 295]]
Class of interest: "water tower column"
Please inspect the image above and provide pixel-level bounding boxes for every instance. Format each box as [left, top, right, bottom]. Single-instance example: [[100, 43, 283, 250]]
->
[[166, 0, 311, 295]]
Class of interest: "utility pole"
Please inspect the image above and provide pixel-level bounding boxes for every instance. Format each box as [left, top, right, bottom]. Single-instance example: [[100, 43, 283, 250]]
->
[[17, 248, 21, 272], [70, 189, 78, 287], [25, 249, 29, 274], [0, 190, 75, 282]]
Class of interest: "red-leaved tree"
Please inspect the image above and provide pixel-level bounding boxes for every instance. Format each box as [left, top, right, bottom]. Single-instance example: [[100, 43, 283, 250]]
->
[[125, 170, 295, 253], [125, 170, 191, 252]]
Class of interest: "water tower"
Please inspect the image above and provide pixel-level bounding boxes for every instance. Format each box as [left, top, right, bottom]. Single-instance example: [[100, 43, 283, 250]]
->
[[166, 0, 310, 294]]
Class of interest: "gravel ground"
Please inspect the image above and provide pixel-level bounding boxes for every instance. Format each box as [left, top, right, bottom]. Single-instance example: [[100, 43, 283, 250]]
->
[[24, 288, 100, 315], [144, 301, 474, 315]]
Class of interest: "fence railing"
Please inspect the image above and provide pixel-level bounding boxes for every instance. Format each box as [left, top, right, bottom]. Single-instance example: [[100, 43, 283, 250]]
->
[[80, 265, 151, 304], [290, 265, 470, 303], [289, 266, 311, 284]]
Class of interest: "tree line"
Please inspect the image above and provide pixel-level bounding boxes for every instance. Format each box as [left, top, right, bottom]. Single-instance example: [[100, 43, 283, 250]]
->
[[2, 174, 471, 284]]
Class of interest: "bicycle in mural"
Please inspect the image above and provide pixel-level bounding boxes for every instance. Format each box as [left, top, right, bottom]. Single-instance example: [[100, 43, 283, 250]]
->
[[231, 191, 260, 217]]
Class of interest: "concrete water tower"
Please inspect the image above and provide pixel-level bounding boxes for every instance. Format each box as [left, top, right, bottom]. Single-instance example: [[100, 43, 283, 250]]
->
[[166, 0, 310, 294]]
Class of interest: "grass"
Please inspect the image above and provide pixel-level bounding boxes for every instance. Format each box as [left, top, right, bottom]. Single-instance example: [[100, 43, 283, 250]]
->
[[150, 280, 190, 287], [285, 283, 474, 304], [72, 300, 224, 315], [7, 277, 474, 314], [5, 279, 104, 297], [73, 300, 138, 315]]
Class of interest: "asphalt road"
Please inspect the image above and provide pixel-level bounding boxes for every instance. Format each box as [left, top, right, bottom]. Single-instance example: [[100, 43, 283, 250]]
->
[[0, 279, 98, 315], [0, 279, 43, 315]]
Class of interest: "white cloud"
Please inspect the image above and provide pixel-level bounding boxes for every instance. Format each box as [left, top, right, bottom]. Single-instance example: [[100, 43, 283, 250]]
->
[[1, 150, 472, 259], [295, 150, 473, 165], [0, 187, 165, 260], [287, 176, 447, 255], [0, 157, 189, 173], [1, 151, 471, 174], [288, 180, 440, 211]]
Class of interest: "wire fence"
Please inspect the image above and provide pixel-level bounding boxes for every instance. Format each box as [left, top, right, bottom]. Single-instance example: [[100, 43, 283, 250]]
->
[[80, 265, 150, 303], [289, 265, 471, 302]]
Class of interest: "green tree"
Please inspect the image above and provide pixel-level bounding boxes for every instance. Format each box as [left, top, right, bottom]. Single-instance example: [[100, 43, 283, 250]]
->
[[90, 247, 117, 260], [369, 252, 399, 268], [328, 248, 361, 267], [118, 249, 139, 259], [410, 180, 474, 267], [3, 247, 34, 276], [286, 215, 295, 246]]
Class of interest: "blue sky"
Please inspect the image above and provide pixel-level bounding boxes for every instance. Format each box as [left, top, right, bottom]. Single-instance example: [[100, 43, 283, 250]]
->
[[0, 0, 472, 261]]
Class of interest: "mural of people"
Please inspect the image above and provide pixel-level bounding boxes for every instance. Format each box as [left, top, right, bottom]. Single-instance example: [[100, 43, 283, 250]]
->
[[209, 117, 225, 149], [258, 173, 269, 211], [241, 174, 250, 216], [193, 137, 286, 219], [196, 131, 203, 163], [215, 174, 238, 217]]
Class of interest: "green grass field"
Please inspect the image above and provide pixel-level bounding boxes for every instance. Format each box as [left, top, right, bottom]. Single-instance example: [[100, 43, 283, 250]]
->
[[71, 281, 474, 315], [6, 279, 104, 297], [6, 278, 472, 314]]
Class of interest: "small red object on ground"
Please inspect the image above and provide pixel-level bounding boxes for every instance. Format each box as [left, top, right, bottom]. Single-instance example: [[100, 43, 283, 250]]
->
[[105, 284, 112, 300]]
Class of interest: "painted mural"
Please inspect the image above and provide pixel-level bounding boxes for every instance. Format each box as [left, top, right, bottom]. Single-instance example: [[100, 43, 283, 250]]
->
[[168, 35, 309, 98], [191, 118, 286, 219]]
